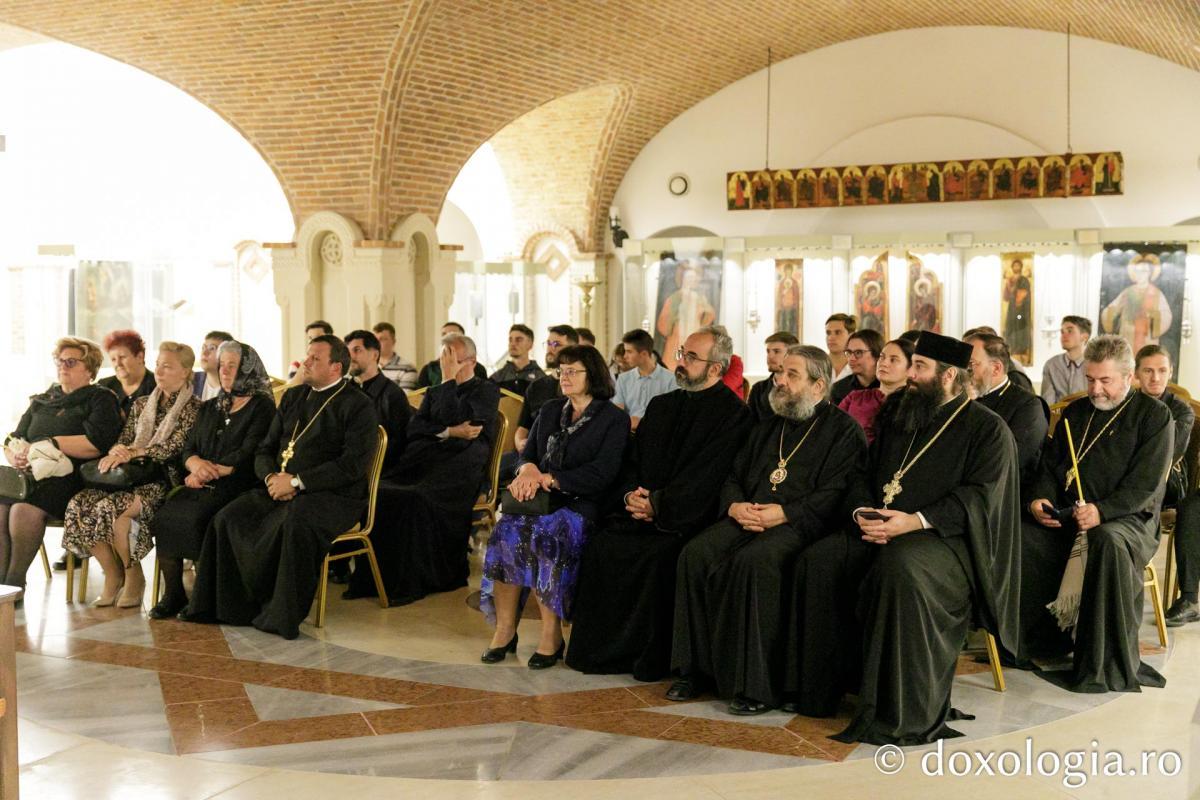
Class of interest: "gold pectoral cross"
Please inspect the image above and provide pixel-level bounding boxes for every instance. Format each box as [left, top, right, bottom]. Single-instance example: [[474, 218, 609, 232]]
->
[[881, 472, 903, 508], [280, 440, 295, 472], [1064, 466, 1077, 493]]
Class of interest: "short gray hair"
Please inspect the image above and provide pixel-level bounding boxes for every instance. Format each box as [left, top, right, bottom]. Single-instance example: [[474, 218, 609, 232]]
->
[[441, 332, 476, 360], [694, 324, 733, 375], [1084, 334, 1134, 375], [786, 344, 833, 400]]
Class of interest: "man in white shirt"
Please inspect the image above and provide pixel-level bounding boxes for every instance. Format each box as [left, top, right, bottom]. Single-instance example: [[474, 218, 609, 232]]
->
[[614, 329, 676, 431], [825, 314, 856, 382]]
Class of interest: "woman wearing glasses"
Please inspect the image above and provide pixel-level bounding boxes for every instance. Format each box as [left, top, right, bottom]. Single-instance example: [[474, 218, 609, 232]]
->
[[479, 344, 629, 668], [838, 337, 914, 444], [1, 338, 123, 598]]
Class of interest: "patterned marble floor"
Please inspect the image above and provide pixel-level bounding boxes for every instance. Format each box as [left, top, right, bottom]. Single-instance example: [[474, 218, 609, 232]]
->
[[8, 535, 1182, 786]]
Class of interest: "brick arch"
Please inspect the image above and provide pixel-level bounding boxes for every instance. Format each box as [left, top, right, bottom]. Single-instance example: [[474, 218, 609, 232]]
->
[[0, 2, 1196, 248], [489, 83, 632, 254], [521, 226, 583, 263]]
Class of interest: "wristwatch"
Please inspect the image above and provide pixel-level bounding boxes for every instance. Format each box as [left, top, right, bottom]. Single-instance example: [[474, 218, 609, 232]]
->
[[289, 476, 302, 490]]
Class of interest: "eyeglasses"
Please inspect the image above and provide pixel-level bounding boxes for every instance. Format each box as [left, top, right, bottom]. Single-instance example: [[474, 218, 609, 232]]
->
[[545, 340, 565, 349], [558, 367, 586, 379], [845, 349, 872, 359], [54, 357, 82, 369], [675, 347, 719, 366], [201, 344, 220, 353]]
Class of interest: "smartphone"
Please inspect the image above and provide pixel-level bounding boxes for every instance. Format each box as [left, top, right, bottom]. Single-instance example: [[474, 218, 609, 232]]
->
[[858, 510, 889, 521], [1040, 502, 1075, 523]]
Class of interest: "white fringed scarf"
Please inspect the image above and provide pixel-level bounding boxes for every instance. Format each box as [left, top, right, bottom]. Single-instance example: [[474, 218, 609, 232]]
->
[[131, 384, 193, 450]]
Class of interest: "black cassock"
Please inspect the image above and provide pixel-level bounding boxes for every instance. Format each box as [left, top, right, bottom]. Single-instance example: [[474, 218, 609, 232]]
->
[[672, 402, 867, 706], [356, 372, 412, 469], [976, 379, 1047, 494], [746, 377, 774, 424], [789, 398, 1020, 744], [187, 380, 377, 639], [1020, 390, 1172, 692], [565, 383, 750, 681], [351, 377, 499, 605]]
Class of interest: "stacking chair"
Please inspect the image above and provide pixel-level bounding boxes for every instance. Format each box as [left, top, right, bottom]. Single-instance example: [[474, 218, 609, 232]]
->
[[472, 413, 510, 540], [405, 386, 427, 411], [313, 425, 389, 628], [1159, 398, 1200, 607], [36, 542, 51, 580]]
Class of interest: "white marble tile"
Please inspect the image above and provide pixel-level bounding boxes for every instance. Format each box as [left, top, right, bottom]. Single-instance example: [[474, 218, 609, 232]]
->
[[194, 723, 521, 780], [244, 683, 406, 721], [17, 717, 90, 766], [67, 612, 159, 646], [497, 722, 818, 780]]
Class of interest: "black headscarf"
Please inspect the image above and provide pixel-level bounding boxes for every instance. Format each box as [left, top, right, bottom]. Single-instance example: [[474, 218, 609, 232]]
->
[[215, 341, 271, 417]]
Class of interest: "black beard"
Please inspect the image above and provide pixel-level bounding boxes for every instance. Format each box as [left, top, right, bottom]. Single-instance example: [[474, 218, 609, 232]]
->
[[545, 354, 558, 368], [895, 379, 944, 432]]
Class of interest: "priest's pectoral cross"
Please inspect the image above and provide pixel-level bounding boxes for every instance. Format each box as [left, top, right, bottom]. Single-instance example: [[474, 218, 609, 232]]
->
[[881, 472, 903, 507], [280, 440, 295, 472], [769, 462, 788, 492]]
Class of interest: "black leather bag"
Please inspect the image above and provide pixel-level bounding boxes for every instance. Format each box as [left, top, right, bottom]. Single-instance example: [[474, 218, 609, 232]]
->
[[499, 488, 567, 517], [80, 457, 163, 492], [0, 466, 34, 502]]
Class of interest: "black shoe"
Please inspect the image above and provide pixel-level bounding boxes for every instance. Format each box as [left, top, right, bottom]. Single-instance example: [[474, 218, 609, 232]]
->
[[1165, 599, 1199, 627], [666, 676, 700, 702], [480, 633, 518, 664], [327, 565, 350, 585], [780, 701, 800, 714], [176, 607, 217, 624], [527, 641, 564, 670], [148, 598, 187, 620], [728, 695, 772, 716], [340, 587, 375, 601], [52, 554, 68, 571]]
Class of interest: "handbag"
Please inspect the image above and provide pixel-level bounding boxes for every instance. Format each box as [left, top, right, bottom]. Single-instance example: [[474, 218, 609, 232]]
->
[[80, 457, 164, 491], [499, 488, 567, 516], [0, 465, 34, 502]]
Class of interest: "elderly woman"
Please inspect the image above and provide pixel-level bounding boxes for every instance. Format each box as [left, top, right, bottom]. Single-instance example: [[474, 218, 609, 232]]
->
[[63, 341, 201, 607], [97, 329, 157, 418], [480, 344, 629, 668], [1, 338, 122, 597], [838, 337, 913, 444], [149, 342, 275, 619]]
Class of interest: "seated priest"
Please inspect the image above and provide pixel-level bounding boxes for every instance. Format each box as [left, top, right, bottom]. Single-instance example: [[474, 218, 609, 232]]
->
[[963, 325, 1034, 393], [346, 332, 499, 606], [565, 326, 752, 681], [964, 332, 1047, 491], [784, 331, 1020, 745], [1021, 335, 1173, 691], [1132, 345, 1196, 627], [668, 345, 867, 715], [345, 329, 412, 468], [180, 335, 378, 639], [336, 329, 412, 588]]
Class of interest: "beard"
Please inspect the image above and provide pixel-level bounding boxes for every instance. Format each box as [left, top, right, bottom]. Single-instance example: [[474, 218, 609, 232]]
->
[[546, 353, 558, 369], [769, 384, 817, 421], [349, 363, 364, 378], [674, 366, 708, 391], [1089, 387, 1128, 411], [895, 378, 945, 432]]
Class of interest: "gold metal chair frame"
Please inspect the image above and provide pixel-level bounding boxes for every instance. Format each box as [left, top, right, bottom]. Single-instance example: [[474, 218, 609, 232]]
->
[[313, 425, 389, 628], [472, 413, 510, 540]]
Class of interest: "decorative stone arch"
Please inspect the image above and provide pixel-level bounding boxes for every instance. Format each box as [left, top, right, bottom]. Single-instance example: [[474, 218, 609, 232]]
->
[[522, 226, 581, 282], [390, 212, 448, 364]]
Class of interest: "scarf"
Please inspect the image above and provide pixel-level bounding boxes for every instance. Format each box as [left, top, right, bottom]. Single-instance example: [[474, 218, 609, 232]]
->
[[216, 341, 271, 417], [131, 384, 193, 450], [1047, 524, 1087, 632], [540, 398, 600, 472]]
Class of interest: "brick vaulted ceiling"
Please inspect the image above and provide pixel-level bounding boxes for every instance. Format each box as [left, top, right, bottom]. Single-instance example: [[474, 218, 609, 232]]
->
[[1, 1, 1198, 250]]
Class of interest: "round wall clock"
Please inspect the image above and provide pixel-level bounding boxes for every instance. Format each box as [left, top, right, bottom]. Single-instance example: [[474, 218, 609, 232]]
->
[[668, 173, 690, 196]]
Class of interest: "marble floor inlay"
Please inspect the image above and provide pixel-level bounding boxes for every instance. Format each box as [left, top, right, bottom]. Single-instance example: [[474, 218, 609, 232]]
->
[[9, 538, 1185, 783]]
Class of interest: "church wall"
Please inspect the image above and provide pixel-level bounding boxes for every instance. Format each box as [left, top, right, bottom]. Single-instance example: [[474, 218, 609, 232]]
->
[[607, 27, 1200, 391]]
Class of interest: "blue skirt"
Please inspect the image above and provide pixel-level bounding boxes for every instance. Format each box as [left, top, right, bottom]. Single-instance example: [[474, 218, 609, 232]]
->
[[480, 508, 589, 624]]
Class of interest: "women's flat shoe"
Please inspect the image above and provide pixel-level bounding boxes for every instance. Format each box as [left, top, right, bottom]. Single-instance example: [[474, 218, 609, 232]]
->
[[527, 641, 564, 670], [481, 633, 518, 663]]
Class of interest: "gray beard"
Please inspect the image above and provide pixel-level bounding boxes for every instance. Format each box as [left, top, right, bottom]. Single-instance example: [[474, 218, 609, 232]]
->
[[1090, 387, 1129, 411], [769, 385, 817, 421], [674, 368, 709, 392]]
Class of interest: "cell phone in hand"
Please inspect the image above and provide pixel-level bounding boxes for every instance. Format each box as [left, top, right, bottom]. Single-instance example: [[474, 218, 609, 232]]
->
[[858, 510, 889, 521], [1040, 502, 1076, 523]]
